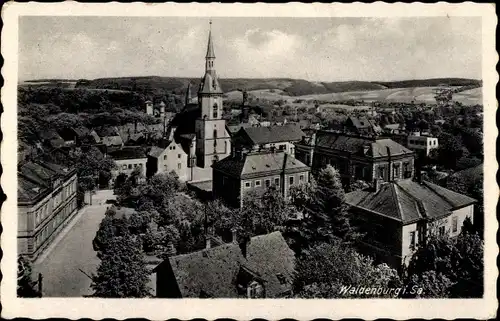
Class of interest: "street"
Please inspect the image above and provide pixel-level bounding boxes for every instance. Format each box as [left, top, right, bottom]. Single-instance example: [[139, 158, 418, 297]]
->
[[32, 190, 114, 297]]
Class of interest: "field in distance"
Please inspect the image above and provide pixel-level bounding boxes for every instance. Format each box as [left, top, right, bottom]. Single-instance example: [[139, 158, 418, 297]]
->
[[20, 77, 482, 106]]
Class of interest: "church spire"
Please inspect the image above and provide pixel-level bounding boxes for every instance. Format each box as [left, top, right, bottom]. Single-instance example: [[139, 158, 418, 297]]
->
[[206, 20, 215, 59], [185, 82, 192, 106]]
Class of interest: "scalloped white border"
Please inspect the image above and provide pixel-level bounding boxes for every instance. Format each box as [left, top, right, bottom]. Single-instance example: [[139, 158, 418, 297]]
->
[[1, 2, 498, 319]]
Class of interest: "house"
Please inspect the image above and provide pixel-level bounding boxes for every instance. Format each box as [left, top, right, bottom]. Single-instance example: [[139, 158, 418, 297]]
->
[[344, 116, 381, 136], [232, 124, 305, 157], [212, 150, 310, 207], [91, 126, 124, 149], [154, 231, 295, 298], [383, 123, 405, 134], [345, 178, 476, 268], [294, 131, 415, 188], [38, 130, 65, 149], [407, 132, 439, 156], [18, 161, 78, 260], [146, 137, 190, 181], [56, 127, 78, 146], [107, 146, 148, 184]]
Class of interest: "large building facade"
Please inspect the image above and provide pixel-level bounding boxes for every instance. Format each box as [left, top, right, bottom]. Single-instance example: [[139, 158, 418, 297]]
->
[[18, 161, 78, 260], [295, 131, 415, 188], [212, 150, 310, 207]]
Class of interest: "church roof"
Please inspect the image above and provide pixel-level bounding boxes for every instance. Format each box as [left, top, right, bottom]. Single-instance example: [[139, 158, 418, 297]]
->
[[199, 71, 223, 94], [206, 29, 215, 58]]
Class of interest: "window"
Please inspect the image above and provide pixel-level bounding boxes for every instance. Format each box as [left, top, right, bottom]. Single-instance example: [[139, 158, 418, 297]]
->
[[452, 216, 458, 232], [164, 155, 167, 160], [213, 129, 218, 139], [393, 164, 400, 178], [265, 179, 271, 188], [213, 103, 218, 118], [178, 163, 182, 170], [178, 154, 181, 159], [289, 176, 294, 185], [255, 180, 261, 187], [378, 167, 385, 179], [122, 164, 127, 170], [279, 144, 286, 151], [299, 174, 304, 182], [133, 164, 137, 168], [290, 147, 294, 155], [245, 182, 251, 188], [173, 146, 176, 150], [128, 164, 132, 169], [274, 177, 280, 185], [439, 226, 445, 236], [409, 231, 416, 248]]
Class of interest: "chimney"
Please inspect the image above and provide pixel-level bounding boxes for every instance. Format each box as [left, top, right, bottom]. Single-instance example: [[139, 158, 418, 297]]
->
[[373, 178, 381, 192], [239, 235, 251, 259], [231, 228, 238, 244], [386, 146, 392, 182]]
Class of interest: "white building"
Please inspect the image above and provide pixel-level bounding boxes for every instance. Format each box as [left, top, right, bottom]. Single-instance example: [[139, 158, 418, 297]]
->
[[407, 132, 439, 156]]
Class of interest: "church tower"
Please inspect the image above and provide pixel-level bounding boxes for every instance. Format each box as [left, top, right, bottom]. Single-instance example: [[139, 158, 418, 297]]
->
[[195, 21, 231, 169]]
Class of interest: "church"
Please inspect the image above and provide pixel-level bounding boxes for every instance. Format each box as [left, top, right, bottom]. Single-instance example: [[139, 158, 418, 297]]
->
[[147, 22, 231, 184]]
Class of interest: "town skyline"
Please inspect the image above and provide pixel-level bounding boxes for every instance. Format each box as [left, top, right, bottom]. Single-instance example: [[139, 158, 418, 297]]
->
[[19, 16, 482, 82]]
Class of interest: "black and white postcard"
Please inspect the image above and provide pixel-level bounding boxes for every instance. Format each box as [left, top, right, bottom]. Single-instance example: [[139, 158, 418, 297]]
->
[[1, 2, 497, 320]]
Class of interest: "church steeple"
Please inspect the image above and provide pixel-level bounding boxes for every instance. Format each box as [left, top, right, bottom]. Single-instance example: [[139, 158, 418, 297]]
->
[[205, 20, 216, 72], [206, 20, 215, 59]]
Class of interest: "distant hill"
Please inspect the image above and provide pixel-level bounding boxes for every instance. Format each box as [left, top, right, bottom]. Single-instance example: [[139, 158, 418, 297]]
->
[[20, 76, 482, 97]]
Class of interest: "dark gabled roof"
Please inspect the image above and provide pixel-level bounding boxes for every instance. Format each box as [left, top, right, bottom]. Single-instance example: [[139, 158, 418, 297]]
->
[[315, 131, 413, 158], [18, 161, 75, 203], [237, 124, 305, 145], [56, 127, 77, 141], [347, 116, 372, 129], [157, 231, 295, 298], [18, 175, 50, 203], [107, 146, 147, 160], [345, 179, 477, 224], [213, 151, 309, 179], [72, 126, 91, 137], [148, 146, 165, 158], [93, 126, 119, 137]]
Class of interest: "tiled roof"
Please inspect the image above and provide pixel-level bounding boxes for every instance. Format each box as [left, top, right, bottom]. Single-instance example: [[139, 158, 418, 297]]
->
[[148, 146, 165, 158], [107, 146, 147, 160], [345, 179, 477, 224], [18, 161, 75, 203], [101, 135, 124, 147], [156, 231, 295, 298], [348, 116, 372, 129], [238, 124, 305, 145], [18, 175, 49, 203], [315, 131, 413, 158], [213, 150, 309, 179], [93, 126, 119, 138]]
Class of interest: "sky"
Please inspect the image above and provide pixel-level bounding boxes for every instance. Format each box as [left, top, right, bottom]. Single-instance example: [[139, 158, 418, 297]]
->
[[18, 16, 482, 82]]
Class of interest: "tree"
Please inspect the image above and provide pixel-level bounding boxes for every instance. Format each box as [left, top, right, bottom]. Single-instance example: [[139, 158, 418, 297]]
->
[[294, 241, 400, 298], [91, 236, 151, 298], [18, 256, 41, 297], [312, 165, 360, 242], [238, 186, 290, 239], [404, 224, 484, 298]]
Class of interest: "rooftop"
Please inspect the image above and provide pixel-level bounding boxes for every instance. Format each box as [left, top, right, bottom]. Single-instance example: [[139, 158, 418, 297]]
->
[[314, 131, 413, 158], [107, 146, 147, 160], [345, 179, 477, 224], [213, 150, 309, 179], [154, 231, 295, 298], [236, 124, 305, 145]]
